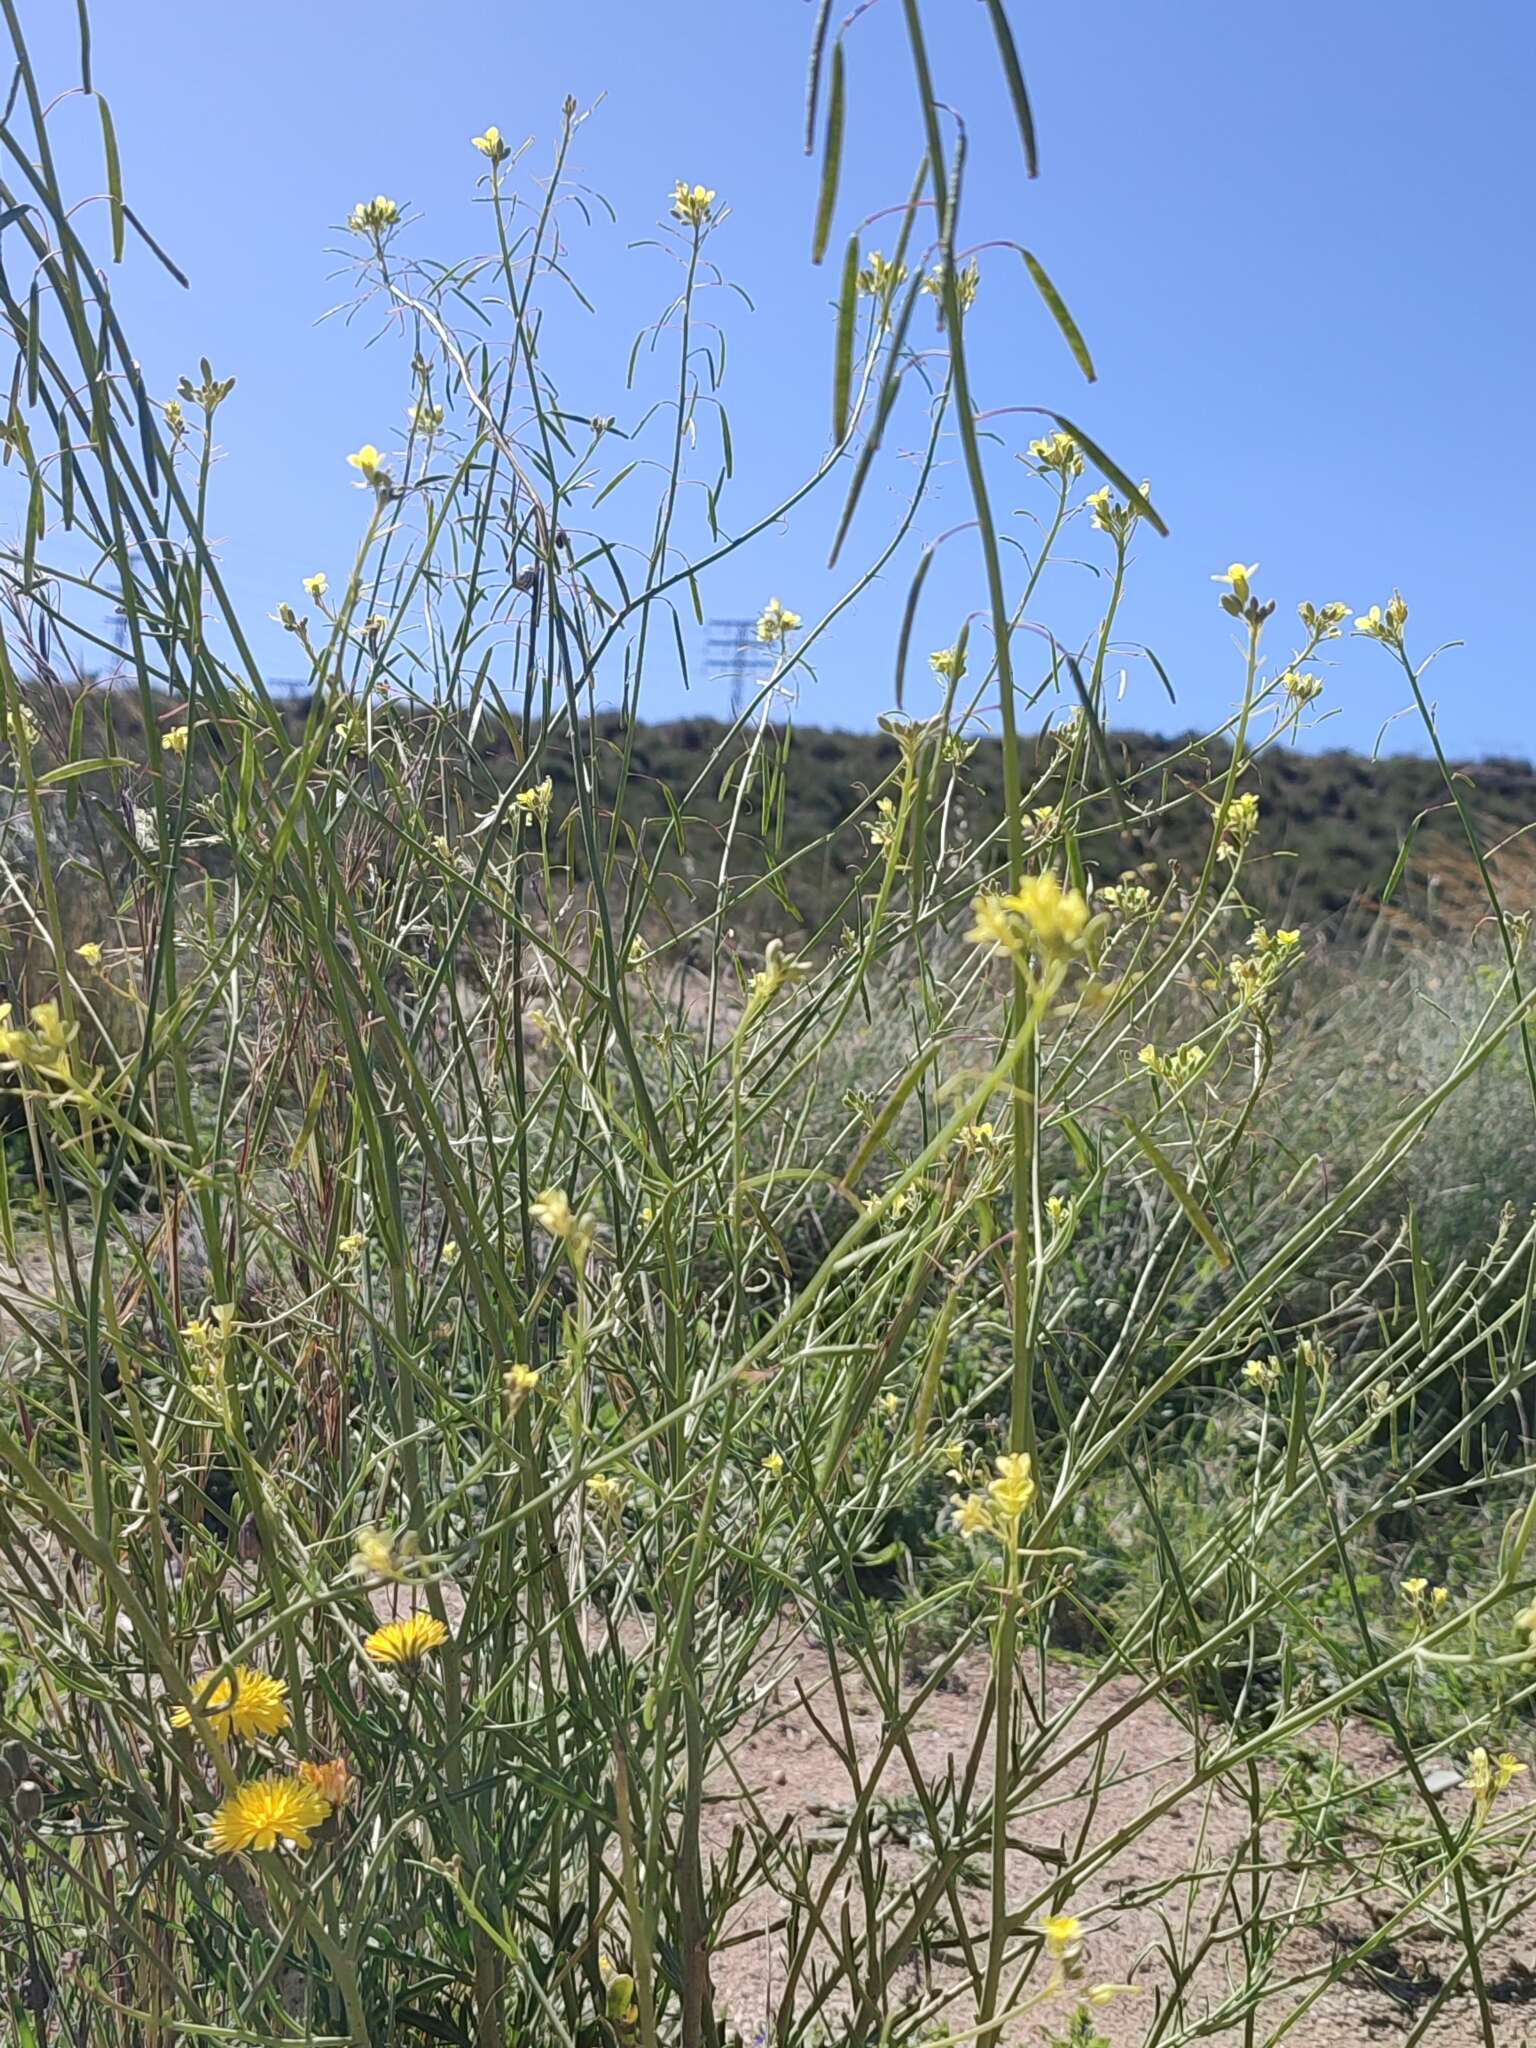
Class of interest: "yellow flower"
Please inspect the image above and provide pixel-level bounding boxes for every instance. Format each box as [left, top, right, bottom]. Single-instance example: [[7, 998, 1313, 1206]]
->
[[761, 1451, 785, 1478], [504, 1363, 540, 1410], [338, 1231, 365, 1259], [441, 1239, 460, 1266], [161, 722, 191, 756], [472, 125, 509, 163], [530, 1187, 597, 1260], [1464, 1746, 1526, 1812], [346, 443, 385, 481], [953, 1492, 994, 1539], [354, 1527, 411, 1580], [1028, 431, 1083, 479], [1242, 1356, 1282, 1393], [671, 181, 716, 227], [364, 1613, 449, 1668], [1041, 1912, 1084, 1960], [1212, 561, 1259, 607], [209, 1775, 331, 1855], [587, 1472, 629, 1518], [755, 597, 801, 643], [1401, 1576, 1429, 1603], [929, 646, 966, 681], [988, 1451, 1035, 1522], [303, 572, 328, 600], [1356, 593, 1408, 643], [348, 195, 400, 234], [968, 874, 1090, 964], [172, 1664, 289, 1743], [75, 942, 103, 967], [515, 776, 554, 827]]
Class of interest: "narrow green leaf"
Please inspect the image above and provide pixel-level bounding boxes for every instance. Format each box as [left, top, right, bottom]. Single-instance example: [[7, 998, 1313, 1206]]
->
[[832, 231, 859, 443], [37, 756, 136, 786], [1381, 811, 1426, 906], [1047, 412, 1168, 535], [1020, 249, 1095, 382], [979, 0, 1039, 177], [1124, 1117, 1232, 1269], [811, 41, 846, 264], [98, 93, 124, 262]]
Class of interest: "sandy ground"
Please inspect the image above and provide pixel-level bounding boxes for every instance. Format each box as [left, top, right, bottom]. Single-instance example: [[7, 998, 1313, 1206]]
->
[[677, 1627, 1536, 2048]]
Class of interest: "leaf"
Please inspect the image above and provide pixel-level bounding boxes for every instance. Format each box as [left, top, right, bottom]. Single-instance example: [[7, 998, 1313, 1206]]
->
[[37, 756, 135, 786], [1047, 412, 1168, 535], [832, 231, 859, 442], [979, 0, 1039, 177], [98, 93, 124, 262], [1381, 811, 1426, 906], [1020, 250, 1095, 382], [812, 41, 846, 264], [1123, 1117, 1232, 1269]]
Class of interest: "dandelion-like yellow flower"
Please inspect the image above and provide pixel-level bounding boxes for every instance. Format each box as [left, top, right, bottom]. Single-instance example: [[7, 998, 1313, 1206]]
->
[[172, 1664, 289, 1743], [364, 1613, 449, 1668], [208, 1775, 331, 1855], [472, 126, 509, 163], [755, 597, 801, 643], [671, 182, 716, 227], [988, 1452, 1035, 1523]]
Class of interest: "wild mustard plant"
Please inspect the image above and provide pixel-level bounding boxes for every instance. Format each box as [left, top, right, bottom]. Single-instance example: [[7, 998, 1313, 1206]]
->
[[0, 6, 1534, 2048]]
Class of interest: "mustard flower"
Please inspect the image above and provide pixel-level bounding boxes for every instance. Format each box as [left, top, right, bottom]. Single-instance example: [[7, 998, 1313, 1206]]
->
[[755, 597, 801, 643], [671, 182, 716, 227]]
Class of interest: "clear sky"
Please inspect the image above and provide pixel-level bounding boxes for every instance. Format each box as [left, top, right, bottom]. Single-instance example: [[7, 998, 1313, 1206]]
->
[[16, 0, 1536, 759]]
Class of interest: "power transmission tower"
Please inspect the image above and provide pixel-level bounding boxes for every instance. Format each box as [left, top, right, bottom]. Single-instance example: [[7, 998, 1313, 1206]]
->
[[705, 618, 774, 718]]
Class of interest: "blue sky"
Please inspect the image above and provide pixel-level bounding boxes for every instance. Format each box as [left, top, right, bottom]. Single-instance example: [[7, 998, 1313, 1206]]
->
[[17, 0, 1536, 758]]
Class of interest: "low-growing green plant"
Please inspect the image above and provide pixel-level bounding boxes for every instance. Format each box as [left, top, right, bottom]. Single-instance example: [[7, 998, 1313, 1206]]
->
[[2, 8, 1536, 2048]]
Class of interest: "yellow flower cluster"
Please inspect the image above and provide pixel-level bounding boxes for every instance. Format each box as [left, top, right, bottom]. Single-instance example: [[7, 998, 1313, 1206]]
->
[[1356, 593, 1408, 644], [0, 1000, 79, 1087], [1227, 924, 1301, 1010], [1463, 1745, 1525, 1815], [515, 776, 554, 828], [967, 873, 1091, 966], [348, 195, 400, 235], [1028, 432, 1083, 480], [1138, 1041, 1204, 1087], [755, 597, 801, 644], [856, 249, 908, 301], [530, 1187, 597, 1262], [671, 182, 716, 228]]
